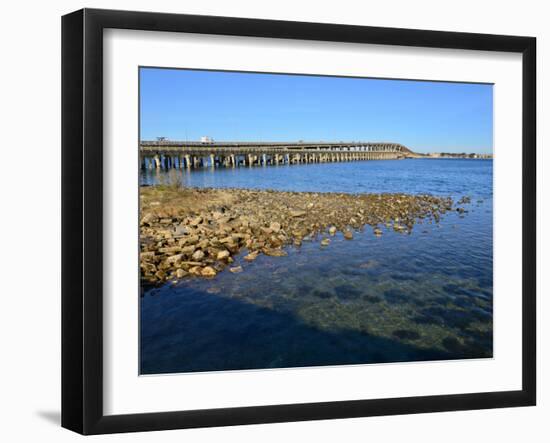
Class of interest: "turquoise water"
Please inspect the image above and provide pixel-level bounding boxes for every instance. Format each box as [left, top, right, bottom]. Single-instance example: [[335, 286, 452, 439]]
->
[[140, 159, 493, 374]]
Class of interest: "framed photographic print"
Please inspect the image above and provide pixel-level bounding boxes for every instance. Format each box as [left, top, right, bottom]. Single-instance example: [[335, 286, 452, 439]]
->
[[61, 8, 536, 435]]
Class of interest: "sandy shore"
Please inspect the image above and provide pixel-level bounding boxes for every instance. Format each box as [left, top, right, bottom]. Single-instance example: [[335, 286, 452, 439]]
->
[[140, 186, 468, 285]]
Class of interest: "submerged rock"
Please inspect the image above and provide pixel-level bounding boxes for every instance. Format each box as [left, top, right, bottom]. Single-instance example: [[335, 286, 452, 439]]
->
[[263, 248, 288, 257], [244, 251, 260, 261]]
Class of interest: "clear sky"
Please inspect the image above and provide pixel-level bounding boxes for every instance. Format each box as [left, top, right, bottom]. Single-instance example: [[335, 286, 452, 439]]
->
[[140, 67, 493, 154]]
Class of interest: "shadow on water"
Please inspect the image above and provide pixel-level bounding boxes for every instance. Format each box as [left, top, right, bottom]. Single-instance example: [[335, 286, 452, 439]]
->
[[140, 288, 480, 375]]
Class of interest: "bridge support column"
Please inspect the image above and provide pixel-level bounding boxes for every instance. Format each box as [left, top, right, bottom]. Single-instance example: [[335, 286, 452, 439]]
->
[[153, 154, 161, 169], [210, 154, 215, 168]]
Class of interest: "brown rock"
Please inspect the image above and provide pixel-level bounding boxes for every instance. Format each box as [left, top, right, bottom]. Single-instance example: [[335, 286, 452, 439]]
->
[[217, 250, 230, 260], [158, 246, 182, 254], [154, 270, 166, 280], [184, 235, 200, 245], [140, 251, 155, 261], [226, 243, 240, 254], [192, 250, 205, 261], [181, 261, 203, 267], [176, 268, 187, 278], [201, 266, 217, 277], [269, 236, 283, 248], [189, 216, 203, 227], [166, 254, 184, 264], [181, 245, 196, 255], [141, 213, 158, 226], [188, 266, 202, 275], [229, 266, 243, 273], [141, 262, 156, 273], [343, 230, 353, 240]]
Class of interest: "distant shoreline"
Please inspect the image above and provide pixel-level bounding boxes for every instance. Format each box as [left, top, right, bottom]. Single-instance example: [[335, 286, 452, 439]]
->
[[417, 154, 493, 159]]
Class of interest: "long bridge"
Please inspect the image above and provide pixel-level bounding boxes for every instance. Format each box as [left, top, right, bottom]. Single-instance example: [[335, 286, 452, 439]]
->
[[139, 140, 418, 169]]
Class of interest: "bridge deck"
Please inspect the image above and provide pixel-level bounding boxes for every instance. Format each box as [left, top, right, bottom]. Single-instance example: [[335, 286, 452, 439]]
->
[[140, 141, 412, 154], [138, 141, 415, 169]]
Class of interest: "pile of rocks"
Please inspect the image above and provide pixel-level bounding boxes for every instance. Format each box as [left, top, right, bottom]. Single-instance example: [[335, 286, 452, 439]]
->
[[139, 187, 464, 285]]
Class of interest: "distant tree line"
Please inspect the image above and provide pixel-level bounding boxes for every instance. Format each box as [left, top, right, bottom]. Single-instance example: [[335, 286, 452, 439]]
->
[[424, 152, 493, 159]]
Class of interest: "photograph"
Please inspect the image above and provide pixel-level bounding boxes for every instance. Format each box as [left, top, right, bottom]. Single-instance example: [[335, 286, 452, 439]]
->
[[138, 68, 494, 375]]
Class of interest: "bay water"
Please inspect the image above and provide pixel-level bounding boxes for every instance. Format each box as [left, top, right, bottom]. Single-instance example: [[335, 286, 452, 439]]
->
[[140, 159, 493, 374]]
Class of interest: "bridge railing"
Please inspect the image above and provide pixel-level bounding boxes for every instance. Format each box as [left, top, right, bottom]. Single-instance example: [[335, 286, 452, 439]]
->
[[139, 144, 407, 154]]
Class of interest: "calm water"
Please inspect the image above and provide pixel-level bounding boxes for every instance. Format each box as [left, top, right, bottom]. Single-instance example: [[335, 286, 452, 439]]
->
[[140, 159, 493, 374]]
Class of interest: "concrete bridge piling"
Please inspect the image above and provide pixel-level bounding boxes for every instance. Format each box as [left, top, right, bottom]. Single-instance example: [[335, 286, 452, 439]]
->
[[139, 141, 415, 170]]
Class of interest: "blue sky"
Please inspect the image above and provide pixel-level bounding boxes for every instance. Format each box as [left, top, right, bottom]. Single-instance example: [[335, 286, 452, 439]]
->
[[140, 68, 493, 154]]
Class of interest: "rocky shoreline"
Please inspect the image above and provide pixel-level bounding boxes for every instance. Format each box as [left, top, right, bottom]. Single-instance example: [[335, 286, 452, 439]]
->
[[140, 186, 469, 286]]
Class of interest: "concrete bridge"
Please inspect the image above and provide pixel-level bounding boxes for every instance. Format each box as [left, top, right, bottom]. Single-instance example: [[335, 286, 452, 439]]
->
[[139, 140, 417, 169]]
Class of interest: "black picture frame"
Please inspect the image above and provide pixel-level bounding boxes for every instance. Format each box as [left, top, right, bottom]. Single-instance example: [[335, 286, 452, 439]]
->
[[62, 8, 536, 435]]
